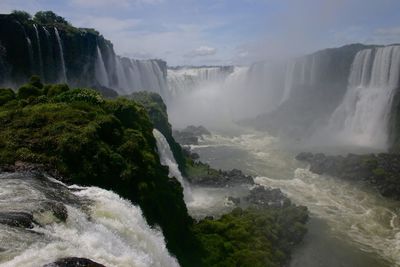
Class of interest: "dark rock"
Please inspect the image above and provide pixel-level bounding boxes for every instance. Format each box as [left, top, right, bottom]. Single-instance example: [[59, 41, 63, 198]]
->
[[0, 212, 34, 228], [296, 152, 400, 201], [228, 196, 241, 205], [188, 166, 254, 187], [40, 201, 68, 222], [173, 125, 211, 145], [245, 186, 289, 208], [43, 257, 106, 267]]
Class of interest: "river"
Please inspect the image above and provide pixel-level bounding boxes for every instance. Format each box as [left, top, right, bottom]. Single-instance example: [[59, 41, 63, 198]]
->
[[190, 130, 400, 267]]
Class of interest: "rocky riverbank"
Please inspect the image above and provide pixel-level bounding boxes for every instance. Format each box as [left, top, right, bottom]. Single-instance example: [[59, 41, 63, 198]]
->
[[296, 152, 400, 200], [173, 125, 211, 145]]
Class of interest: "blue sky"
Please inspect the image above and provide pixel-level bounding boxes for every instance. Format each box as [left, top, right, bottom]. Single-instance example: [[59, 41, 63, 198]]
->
[[1, 0, 400, 65]]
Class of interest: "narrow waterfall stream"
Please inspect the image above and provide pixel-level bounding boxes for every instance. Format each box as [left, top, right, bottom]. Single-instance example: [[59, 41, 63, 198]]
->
[[54, 28, 67, 83]]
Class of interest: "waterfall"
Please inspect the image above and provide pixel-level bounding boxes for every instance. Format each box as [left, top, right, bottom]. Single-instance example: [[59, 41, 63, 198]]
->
[[33, 24, 44, 80], [326, 45, 400, 149], [0, 172, 179, 267], [115, 56, 129, 94], [112, 58, 168, 97], [281, 61, 296, 105], [54, 27, 67, 83], [153, 129, 191, 201], [167, 67, 233, 96], [95, 45, 110, 87], [25, 37, 34, 75]]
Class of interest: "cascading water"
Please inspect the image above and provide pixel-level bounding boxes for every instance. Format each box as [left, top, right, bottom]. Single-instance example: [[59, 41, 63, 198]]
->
[[95, 45, 110, 87], [326, 45, 400, 149], [112, 57, 168, 97], [152, 129, 191, 201], [114, 56, 129, 94], [54, 27, 67, 83], [0, 172, 179, 267], [33, 24, 44, 79], [25, 36, 34, 74], [167, 67, 233, 96]]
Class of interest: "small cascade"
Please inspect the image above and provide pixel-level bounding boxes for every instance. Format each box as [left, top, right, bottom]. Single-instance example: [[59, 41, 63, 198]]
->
[[54, 27, 67, 83], [153, 129, 191, 201], [25, 36, 34, 74], [281, 61, 296, 105], [115, 56, 129, 94], [327, 45, 400, 149], [95, 45, 110, 87], [33, 24, 44, 79]]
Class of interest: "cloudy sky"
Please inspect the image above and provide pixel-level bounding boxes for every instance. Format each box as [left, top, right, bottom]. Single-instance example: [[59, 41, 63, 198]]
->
[[1, 0, 400, 65]]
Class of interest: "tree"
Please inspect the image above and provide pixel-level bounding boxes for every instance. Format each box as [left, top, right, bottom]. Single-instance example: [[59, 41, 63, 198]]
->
[[11, 10, 32, 23], [33, 11, 70, 25]]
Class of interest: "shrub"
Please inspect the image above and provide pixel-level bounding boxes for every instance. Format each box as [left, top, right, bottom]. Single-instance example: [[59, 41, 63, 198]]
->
[[17, 84, 42, 100], [11, 10, 31, 23], [0, 88, 16, 106], [33, 11, 70, 25], [45, 83, 70, 97], [55, 88, 104, 105]]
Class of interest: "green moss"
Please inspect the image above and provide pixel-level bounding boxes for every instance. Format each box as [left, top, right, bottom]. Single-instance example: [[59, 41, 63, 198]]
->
[[0, 78, 202, 267], [194, 206, 308, 267], [372, 168, 387, 177], [0, 88, 15, 106]]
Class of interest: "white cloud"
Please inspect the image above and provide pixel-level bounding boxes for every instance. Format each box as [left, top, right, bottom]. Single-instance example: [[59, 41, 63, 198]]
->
[[184, 46, 217, 58], [374, 26, 400, 43], [69, 0, 163, 9], [75, 16, 141, 33]]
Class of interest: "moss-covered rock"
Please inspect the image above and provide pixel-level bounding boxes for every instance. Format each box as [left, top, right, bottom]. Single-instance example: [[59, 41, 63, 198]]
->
[[0, 79, 201, 267], [130, 91, 187, 175], [194, 203, 308, 267], [296, 152, 400, 200]]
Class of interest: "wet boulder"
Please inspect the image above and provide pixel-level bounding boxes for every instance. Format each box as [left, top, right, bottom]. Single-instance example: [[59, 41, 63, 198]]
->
[[0, 212, 34, 228], [43, 257, 106, 267]]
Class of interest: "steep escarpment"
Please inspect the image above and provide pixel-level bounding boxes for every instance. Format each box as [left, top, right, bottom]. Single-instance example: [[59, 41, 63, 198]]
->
[[246, 44, 377, 138], [0, 11, 168, 97]]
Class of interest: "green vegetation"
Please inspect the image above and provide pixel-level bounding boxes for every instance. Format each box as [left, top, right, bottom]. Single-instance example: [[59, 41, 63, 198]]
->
[[194, 206, 308, 267], [33, 11, 70, 26], [130, 92, 187, 175], [0, 77, 201, 267]]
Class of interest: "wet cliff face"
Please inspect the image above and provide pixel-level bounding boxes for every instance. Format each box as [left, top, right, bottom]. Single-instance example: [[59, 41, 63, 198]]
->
[[0, 14, 168, 97], [0, 14, 98, 87], [247, 44, 379, 139]]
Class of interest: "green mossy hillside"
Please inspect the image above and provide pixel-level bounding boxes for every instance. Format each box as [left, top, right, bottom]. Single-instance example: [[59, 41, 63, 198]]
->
[[194, 205, 308, 267], [0, 77, 201, 267], [130, 91, 187, 175]]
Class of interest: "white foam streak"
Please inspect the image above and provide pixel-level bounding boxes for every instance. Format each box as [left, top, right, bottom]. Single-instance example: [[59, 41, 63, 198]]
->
[[54, 28, 67, 83], [95, 45, 110, 87]]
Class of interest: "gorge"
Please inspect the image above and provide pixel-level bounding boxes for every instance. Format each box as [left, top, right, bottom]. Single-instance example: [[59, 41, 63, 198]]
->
[[0, 8, 400, 267]]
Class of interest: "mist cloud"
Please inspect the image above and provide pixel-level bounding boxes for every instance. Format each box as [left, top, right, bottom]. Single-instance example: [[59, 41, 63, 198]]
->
[[184, 46, 217, 58]]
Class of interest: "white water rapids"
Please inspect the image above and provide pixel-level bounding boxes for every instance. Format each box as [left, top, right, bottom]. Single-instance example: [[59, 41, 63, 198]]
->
[[190, 130, 400, 267], [0, 172, 179, 267]]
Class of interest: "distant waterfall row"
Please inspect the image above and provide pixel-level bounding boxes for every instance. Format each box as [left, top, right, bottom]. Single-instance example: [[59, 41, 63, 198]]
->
[[94, 43, 168, 96], [0, 21, 168, 97], [166, 66, 234, 97]]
